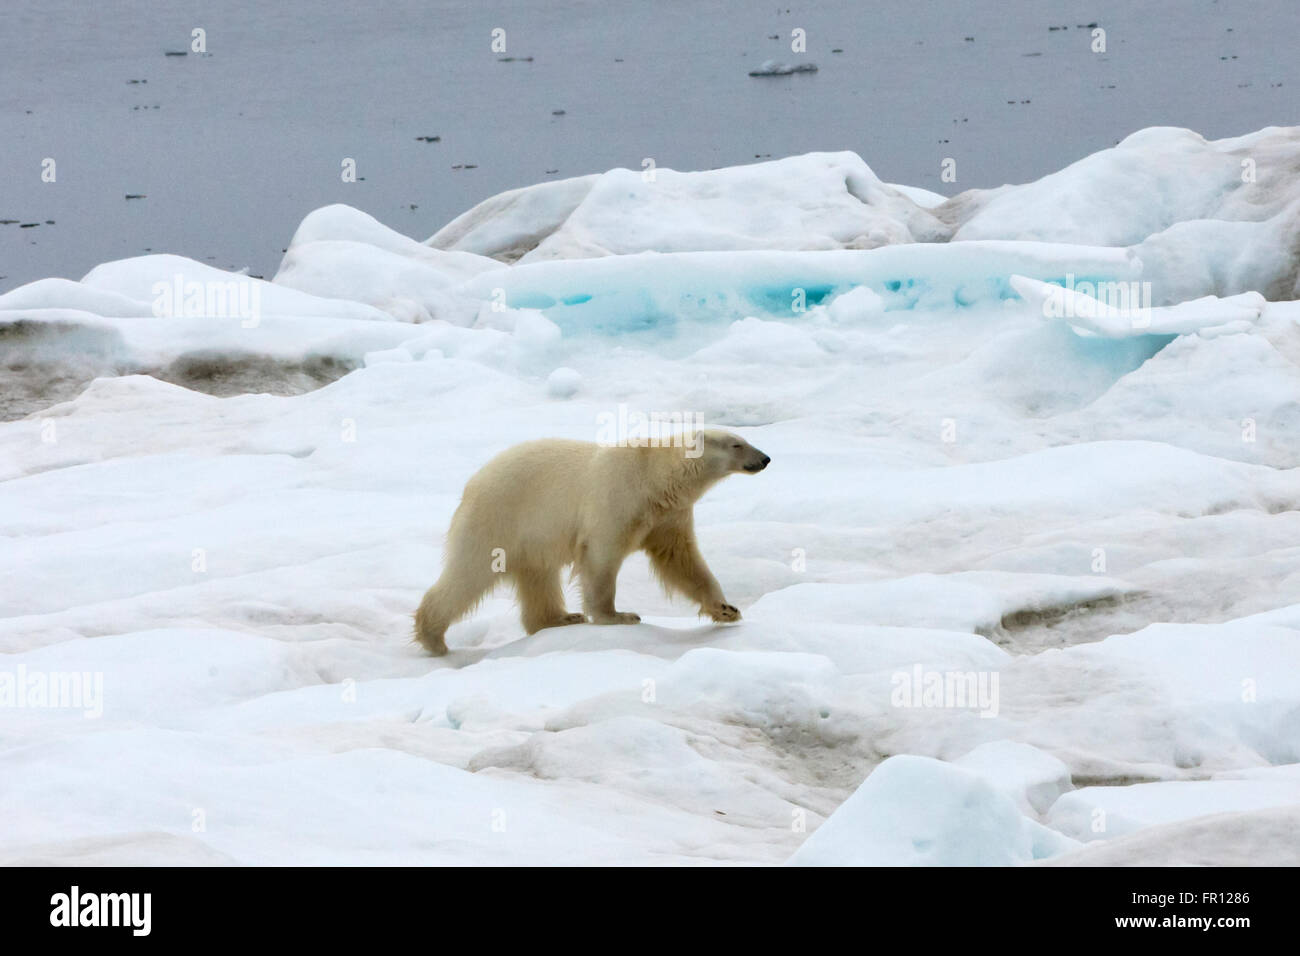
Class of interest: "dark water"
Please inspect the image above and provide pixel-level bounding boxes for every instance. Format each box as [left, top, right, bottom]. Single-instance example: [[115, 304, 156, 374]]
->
[[1, 0, 1296, 291]]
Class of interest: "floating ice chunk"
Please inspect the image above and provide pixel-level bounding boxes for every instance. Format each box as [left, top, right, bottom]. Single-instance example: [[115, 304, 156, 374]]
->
[[748, 59, 818, 76]]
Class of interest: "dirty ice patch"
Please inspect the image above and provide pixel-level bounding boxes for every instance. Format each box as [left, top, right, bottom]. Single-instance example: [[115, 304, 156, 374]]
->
[[748, 572, 1137, 637], [467, 715, 799, 828], [1047, 764, 1300, 842]]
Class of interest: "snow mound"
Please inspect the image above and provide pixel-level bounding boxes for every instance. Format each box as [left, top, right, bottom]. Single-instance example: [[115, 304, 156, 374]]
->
[[545, 366, 582, 398], [1065, 621, 1300, 767], [826, 284, 886, 322], [80, 254, 390, 321], [1047, 765, 1300, 842], [0, 255, 421, 418], [954, 741, 1073, 815], [423, 127, 1300, 303], [426, 173, 601, 262], [787, 755, 1077, 866], [429, 153, 948, 263], [951, 126, 1300, 247], [1041, 805, 1300, 866], [1060, 305, 1300, 464], [273, 205, 497, 323], [949, 126, 1300, 301]]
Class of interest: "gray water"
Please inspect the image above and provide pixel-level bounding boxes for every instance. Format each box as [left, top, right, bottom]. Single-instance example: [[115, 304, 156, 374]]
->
[[1, 0, 1296, 291]]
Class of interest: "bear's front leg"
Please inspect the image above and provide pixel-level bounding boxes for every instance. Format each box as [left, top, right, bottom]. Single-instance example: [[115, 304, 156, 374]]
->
[[704, 599, 741, 623], [643, 520, 742, 624], [578, 544, 640, 625]]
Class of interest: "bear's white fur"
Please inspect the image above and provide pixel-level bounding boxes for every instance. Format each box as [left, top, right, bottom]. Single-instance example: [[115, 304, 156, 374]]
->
[[414, 429, 769, 655]]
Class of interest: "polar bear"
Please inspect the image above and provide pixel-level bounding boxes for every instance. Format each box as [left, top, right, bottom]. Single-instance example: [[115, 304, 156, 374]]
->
[[413, 430, 770, 655]]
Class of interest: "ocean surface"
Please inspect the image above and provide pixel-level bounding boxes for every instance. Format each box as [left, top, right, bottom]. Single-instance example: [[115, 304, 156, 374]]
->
[[1, 0, 1296, 289]]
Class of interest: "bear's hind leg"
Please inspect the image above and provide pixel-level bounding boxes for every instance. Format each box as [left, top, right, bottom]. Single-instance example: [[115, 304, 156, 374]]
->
[[514, 564, 584, 634], [414, 562, 496, 656]]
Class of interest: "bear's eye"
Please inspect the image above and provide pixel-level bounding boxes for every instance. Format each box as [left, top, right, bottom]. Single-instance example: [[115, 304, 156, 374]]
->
[[732, 444, 742, 449]]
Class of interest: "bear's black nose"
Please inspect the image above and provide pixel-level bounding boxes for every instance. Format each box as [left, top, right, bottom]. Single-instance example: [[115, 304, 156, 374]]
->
[[761, 456, 771, 467]]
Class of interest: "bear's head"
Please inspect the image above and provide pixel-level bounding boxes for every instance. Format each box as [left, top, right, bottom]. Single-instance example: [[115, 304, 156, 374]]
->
[[697, 429, 770, 476]]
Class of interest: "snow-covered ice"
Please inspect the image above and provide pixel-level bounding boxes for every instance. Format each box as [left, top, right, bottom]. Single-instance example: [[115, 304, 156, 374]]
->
[[786, 755, 1078, 866], [3, 128, 1300, 866]]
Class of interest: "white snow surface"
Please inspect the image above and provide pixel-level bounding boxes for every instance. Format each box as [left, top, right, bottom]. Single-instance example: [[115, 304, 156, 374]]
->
[[427, 126, 1300, 305], [3, 127, 1300, 865], [428, 152, 950, 261]]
